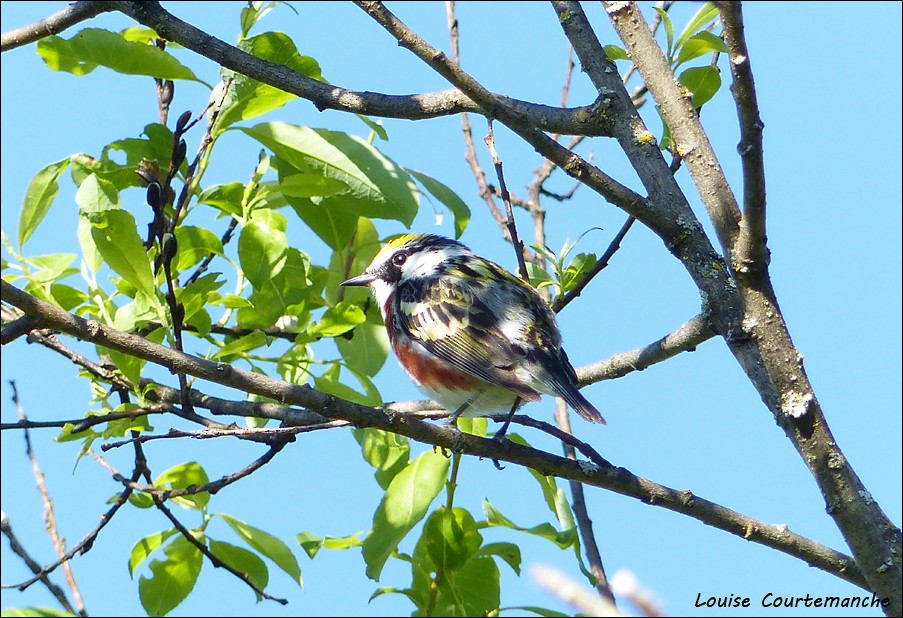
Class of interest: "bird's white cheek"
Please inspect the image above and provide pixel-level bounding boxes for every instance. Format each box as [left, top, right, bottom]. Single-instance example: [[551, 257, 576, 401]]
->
[[368, 279, 394, 319]]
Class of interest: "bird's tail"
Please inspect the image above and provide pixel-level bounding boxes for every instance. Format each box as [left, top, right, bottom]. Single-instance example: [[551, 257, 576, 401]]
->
[[560, 384, 606, 424]]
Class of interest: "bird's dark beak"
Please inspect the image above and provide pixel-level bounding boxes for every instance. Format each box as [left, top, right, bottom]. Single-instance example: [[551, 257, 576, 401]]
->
[[340, 272, 377, 287]]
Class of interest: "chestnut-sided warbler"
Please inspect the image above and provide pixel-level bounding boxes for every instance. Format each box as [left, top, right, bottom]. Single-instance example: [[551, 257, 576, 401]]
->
[[341, 233, 605, 436]]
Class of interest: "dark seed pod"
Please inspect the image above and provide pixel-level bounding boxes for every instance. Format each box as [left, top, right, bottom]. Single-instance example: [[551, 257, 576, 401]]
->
[[146, 182, 163, 210], [172, 139, 188, 169], [176, 110, 193, 133]]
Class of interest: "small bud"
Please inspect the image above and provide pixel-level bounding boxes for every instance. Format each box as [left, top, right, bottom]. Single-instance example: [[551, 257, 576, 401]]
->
[[176, 110, 193, 133], [146, 182, 163, 210], [172, 139, 188, 169]]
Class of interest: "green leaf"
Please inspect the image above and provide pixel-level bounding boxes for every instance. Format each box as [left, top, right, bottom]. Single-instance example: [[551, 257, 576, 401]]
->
[[238, 213, 288, 289], [352, 428, 410, 490], [236, 247, 313, 330], [422, 507, 482, 572], [106, 344, 148, 388], [312, 363, 379, 406], [525, 263, 558, 296], [213, 331, 270, 360], [356, 114, 389, 141], [174, 226, 224, 271], [285, 194, 359, 250], [477, 542, 522, 575], [18, 159, 69, 247], [482, 500, 577, 549], [675, 31, 728, 67], [138, 533, 204, 617], [336, 319, 390, 377], [37, 28, 203, 82], [26, 253, 78, 284], [128, 529, 179, 576], [119, 26, 165, 45], [679, 65, 722, 108], [215, 32, 322, 134], [154, 461, 210, 511], [196, 181, 246, 217], [112, 293, 158, 332], [219, 514, 303, 589], [407, 169, 471, 239], [82, 208, 156, 299], [279, 172, 348, 198], [435, 555, 501, 617], [654, 7, 674, 58], [674, 2, 721, 52], [101, 124, 178, 186], [242, 122, 419, 226], [208, 539, 269, 597], [323, 218, 381, 304], [49, 283, 88, 311], [455, 416, 487, 437], [176, 273, 226, 336], [295, 531, 363, 560], [560, 252, 596, 294], [75, 172, 120, 213], [500, 607, 570, 617], [100, 406, 151, 439], [362, 449, 450, 580], [603, 44, 630, 62], [306, 301, 366, 339]]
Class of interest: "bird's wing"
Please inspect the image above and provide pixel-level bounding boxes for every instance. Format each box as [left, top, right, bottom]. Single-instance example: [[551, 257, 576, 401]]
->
[[393, 274, 541, 401]]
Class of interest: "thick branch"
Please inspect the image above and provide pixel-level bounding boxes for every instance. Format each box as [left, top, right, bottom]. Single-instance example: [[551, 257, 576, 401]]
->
[[598, 3, 901, 610], [602, 0, 742, 259], [92, 1, 613, 137], [0, 280, 869, 589]]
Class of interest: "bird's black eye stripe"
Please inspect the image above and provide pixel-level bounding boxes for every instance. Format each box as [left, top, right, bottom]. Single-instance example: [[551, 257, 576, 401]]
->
[[392, 251, 408, 266]]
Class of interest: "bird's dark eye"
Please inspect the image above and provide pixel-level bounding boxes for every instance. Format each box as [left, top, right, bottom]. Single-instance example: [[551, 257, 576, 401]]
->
[[392, 252, 408, 266]]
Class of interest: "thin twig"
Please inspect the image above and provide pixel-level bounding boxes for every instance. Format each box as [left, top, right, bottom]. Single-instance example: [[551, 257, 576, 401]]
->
[[552, 215, 636, 313], [578, 313, 714, 385], [484, 122, 529, 280], [445, 1, 521, 251], [6, 464, 141, 592], [554, 400, 615, 604], [11, 383, 87, 615], [152, 488, 289, 605], [0, 511, 78, 614], [716, 2, 767, 277], [102, 437, 293, 502]]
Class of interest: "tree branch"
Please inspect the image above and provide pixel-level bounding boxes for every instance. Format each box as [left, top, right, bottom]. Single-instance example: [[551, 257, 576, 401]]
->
[[5, 462, 141, 593], [0, 280, 869, 590], [93, 1, 614, 137], [10, 383, 87, 616], [601, 0, 742, 259], [0, 511, 78, 614], [552, 215, 636, 313], [596, 4, 901, 611], [715, 1, 768, 277], [579, 313, 714, 384], [0, 1, 111, 52], [554, 400, 616, 605]]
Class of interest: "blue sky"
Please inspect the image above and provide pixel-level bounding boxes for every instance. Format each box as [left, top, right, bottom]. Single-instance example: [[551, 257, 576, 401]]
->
[[1, 2, 901, 617]]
